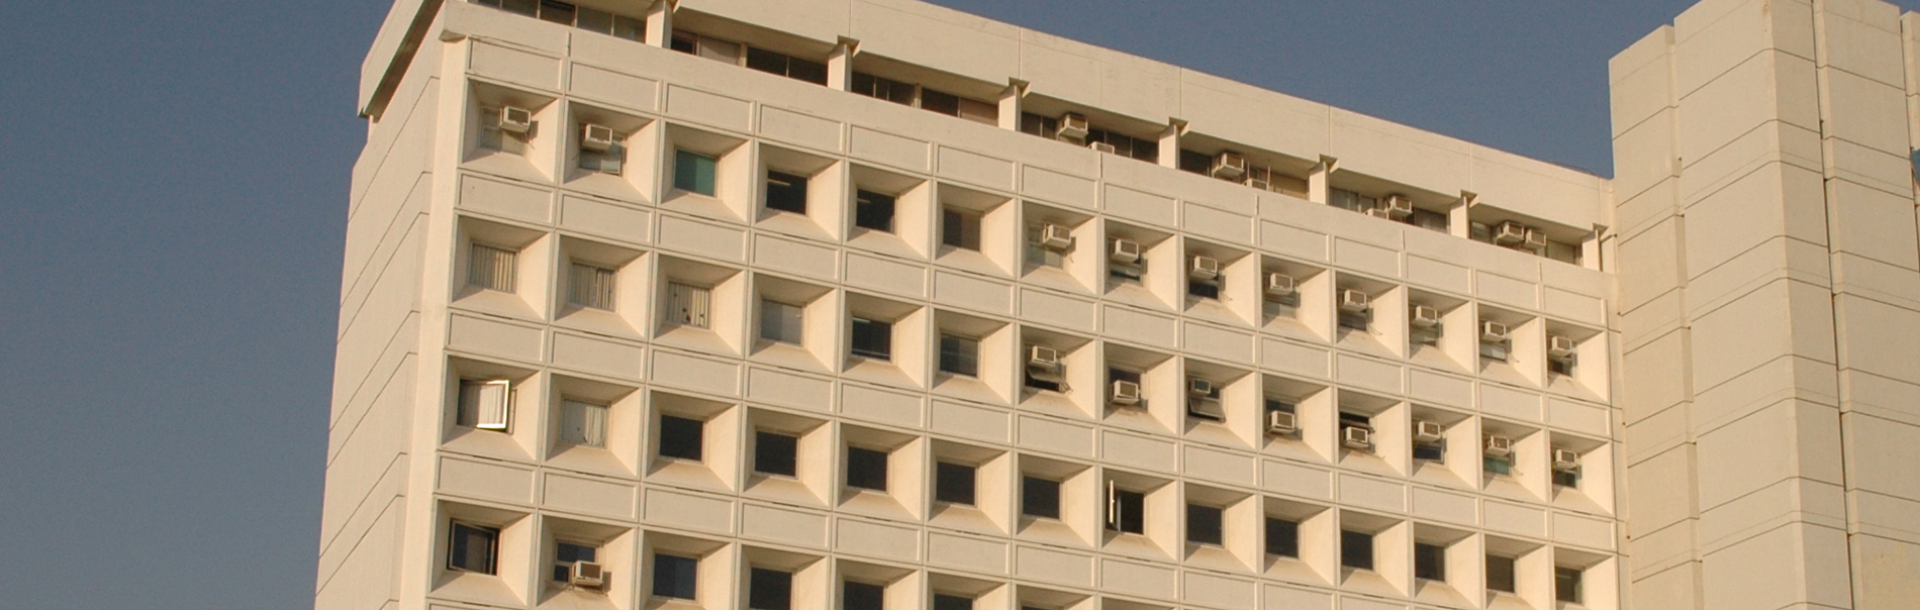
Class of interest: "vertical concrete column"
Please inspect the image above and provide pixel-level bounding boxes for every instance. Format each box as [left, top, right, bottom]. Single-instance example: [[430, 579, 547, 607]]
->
[[998, 80, 1026, 131], [644, 0, 674, 48], [1308, 156, 1337, 205], [1159, 120, 1184, 170], [827, 38, 857, 92], [1448, 193, 1473, 238]]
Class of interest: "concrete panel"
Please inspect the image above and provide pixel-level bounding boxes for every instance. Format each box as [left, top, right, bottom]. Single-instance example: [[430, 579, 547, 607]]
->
[[1183, 321, 1254, 364], [658, 214, 748, 262], [1182, 444, 1256, 488], [1183, 570, 1256, 610], [936, 147, 1015, 191], [927, 531, 1009, 575], [1104, 185, 1179, 227], [448, 314, 543, 362], [551, 332, 644, 379], [1475, 272, 1539, 310], [746, 367, 834, 412], [542, 472, 637, 520], [1017, 414, 1095, 459], [1101, 429, 1178, 474], [567, 63, 660, 112], [644, 488, 735, 533], [1014, 544, 1094, 588], [1613, 110, 1679, 203], [929, 400, 1011, 444], [850, 0, 1020, 85], [459, 174, 554, 224], [559, 194, 652, 242], [439, 456, 535, 504], [1553, 512, 1616, 550], [1408, 369, 1473, 408], [1480, 384, 1544, 422], [742, 502, 829, 548], [846, 251, 928, 298], [836, 517, 920, 561], [1337, 473, 1407, 513], [1696, 400, 1843, 511], [1020, 288, 1096, 333], [1835, 295, 1920, 382], [758, 106, 843, 153], [1333, 238, 1400, 278], [1626, 446, 1696, 538], [1851, 534, 1920, 610], [1261, 338, 1331, 379], [934, 270, 1013, 315], [1334, 354, 1402, 395], [1263, 584, 1334, 610], [469, 41, 561, 91], [1184, 202, 1254, 245], [1410, 487, 1477, 526], [1689, 281, 1835, 395], [1820, 67, 1910, 155], [841, 383, 925, 429], [849, 126, 931, 173], [1260, 221, 1332, 263], [665, 84, 752, 132], [1405, 255, 1470, 295], [1099, 557, 1177, 601], [1263, 459, 1333, 500], [1826, 179, 1920, 270], [1547, 398, 1611, 437], [650, 350, 742, 397], [753, 234, 839, 281], [1483, 500, 1548, 537], [1329, 109, 1472, 198], [1103, 305, 1178, 347], [1702, 523, 1853, 609], [1022, 166, 1096, 209]]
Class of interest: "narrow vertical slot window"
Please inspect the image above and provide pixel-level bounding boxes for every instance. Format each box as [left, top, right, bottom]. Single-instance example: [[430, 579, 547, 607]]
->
[[559, 398, 609, 448], [568, 262, 616, 310], [468, 244, 517, 292]]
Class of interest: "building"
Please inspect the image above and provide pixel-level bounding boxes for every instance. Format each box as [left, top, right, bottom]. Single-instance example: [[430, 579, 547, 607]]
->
[[315, 0, 1920, 609]]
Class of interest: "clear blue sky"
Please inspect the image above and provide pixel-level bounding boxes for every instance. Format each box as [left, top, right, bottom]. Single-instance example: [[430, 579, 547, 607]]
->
[[0, 0, 1879, 607]]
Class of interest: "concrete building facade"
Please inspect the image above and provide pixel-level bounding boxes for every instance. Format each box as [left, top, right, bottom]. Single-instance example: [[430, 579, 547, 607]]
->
[[314, 0, 1920, 609]]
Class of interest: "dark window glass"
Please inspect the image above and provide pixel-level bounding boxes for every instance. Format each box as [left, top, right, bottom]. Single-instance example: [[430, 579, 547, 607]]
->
[[766, 170, 809, 214], [674, 149, 717, 196], [658, 415, 704, 461], [448, 522, 499, 573], [1110, 368, 1142, 385], [1024, 370, 1064, 393], [670, 31, 698, 54], [1022, 476, 1061, 519], [575, 7, 613, 34], [843, 581, 885, 610], [1414, 442, 1445, 461], [788, 57, 828, 85], [1556, 567, 1583, 603], [938, 334, 979, 377], [1109, 488, 1145, 534], [849, 317, 892, 360], [933, 594, 973, 610], [1485, 456, 1512, 475], [846, 446, 889, 491], [935, 461, 976, 505], [754, 431, 798, 477], [538, 0, 575, 24], [1341, 530, 1374, 570], [750, 568, 794, 610], [652, 553, 700, 599], [613, 15, 643, 40], [1187, 503, 1224, 546], [1188, 278, 1221, 299], [851, 72, 915, 104], [921, 89, 962, 116], [1340, 412, 1371, 427], [1549, 357, 1575, 376], [1487, 555, 1517, 593], [1338, 309, 1370, 331], [554, 540, 597, 582], [942, 209, 981, 250], [1018, 113, 1057, 138], [1265, 517, 1299, 558], [855, 190, 896, 231], [746, 47, 789, 76], [1554, 468, 1581, 488], [1178, 149, 1212, 175], [1415, 543, 1446, 581], [501, 0, 538, 17]]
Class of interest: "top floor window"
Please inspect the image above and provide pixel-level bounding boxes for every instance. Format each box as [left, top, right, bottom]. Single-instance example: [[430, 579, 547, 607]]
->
[[746, 47, 829, 85], [851, 72, 997, 125], [472, 0, 642, 40]]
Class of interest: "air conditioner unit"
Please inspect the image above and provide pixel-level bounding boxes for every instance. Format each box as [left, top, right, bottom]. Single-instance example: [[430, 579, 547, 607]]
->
[[1342, 426, 1373, 450], [1248, 179, 1272, 191], [1338, 289, 1371, 312], [1266, 273, 1297, 296], [1480, 321, 1510, 344], [1365, 207, 1395, 219], [1548, 335, 1578, 360], [499, 106, 534, 134], [1410, 305, 1442, 328], [1211, 151, 1247, 179], [569, 561, 606, 588], [1088, 141, 1117, 154], [1552, 449, 1581, 472], [581, 123, 616, 151], [1039, 223, 1074, 250], [1484, 435, 1514, 458], [1414, 420, 1446, 444], [1492, 221, 1528, 246], [1110, 380, 1143, 406], [1057, 113, 1090, 139], [1267, 410, 1297, 434], [1188, 399, 1225, 422], [1189, 256, 1220, 281], [1110, 239, 1142, 264], [1381, 194, 1414, 219], [1523, 228, 1548, 250], [1187, 378, 1216, 397], [1028, 345, 1060, 369]]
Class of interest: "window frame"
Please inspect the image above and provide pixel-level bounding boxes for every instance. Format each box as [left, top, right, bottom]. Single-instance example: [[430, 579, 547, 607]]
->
[[765, 169, 810, 214], [657, 414, 706, 461], [447, 521, 501, 574], [753, 430, 799, 477], [845, 446, 890, 491], [849, 316, 893, 361], [934, 461, 977, 506], [651, 552, 701, 600], [1186, 502, 1224, 546]]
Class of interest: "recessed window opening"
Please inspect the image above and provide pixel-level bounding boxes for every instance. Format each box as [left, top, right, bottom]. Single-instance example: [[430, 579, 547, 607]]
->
[[933, 593, 974, 610], [759, 300, 805, 345], [1266, 517, 1299, 558], [849, 317, 893, 361], [1553, 466, 1581, 489], [1085, 129, 1158, 162], [457, 379, 512, 431], [448, 521, 500, 573], [1487, 555, 1518, 593], [1340, 530, 1374, 570], [658, 414, 705, 461], [670, 31, 743, 64], [1106, 484, 1146, 534], [938, 334, 979, 377], [1026, 223, 1070, 268], [1415, 542, 1446, 581], [746, 47, 828, 85], [754, 430, 798, 477], [1414, 440, 1445, 462], [855, 189, 896, 232], [673, 149, 719, 196], [842, 580, 885, 610], [478, 106, 532, 154], [941, 208, 982, 251], [1024, 347, 1065, 393], [652, 553, 700, 599], [553, 540, 598, 583], [765, 170, 809, 214], [559, 398, 609, 448], [468, 243, 517, 293], [1556, 566, 1584, 603], [577, 125, 625, 174], [851, 72, 916, 105], [1187, 503, 1224, 546], [1338, 308, 1371, 332], [845, 446, 889, 491], [1022, 475, 1061, 519], [750, 567, 794, 610], [1018, 113, 1058, 139], [1485, 455, 1513, 476], [935, 461, 977, 506], [665, 282, 713, 328]]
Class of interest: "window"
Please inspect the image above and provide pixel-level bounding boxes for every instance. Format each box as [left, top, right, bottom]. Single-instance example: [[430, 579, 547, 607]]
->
[[658, 415, 704, 461], [1484, 455, 1512, 476], [1330, 188, 1376, 213], [849, 317, 892, 360], [1480, 340, 1510, 362], [750, 567, 794, 610], [846, 446, 889, 491], [1025, 223, 1067, 268], [567, 262, 616, 310], [1107, 486, 1145, 534], [1086, 129, 1158, 162], [941, 208, 982, 251], [745, 47, 828, 85], [1338, 308, 1370, 331], [1487, 555, 1517, 593], [671, 31, 743, 64], [665, 282, 712, 328], [843, 580, 885, 610], [536, 0, 574, 24], [855, 189, 896, 232], [1341, 530, 1374, 570], [1266, 517, 1299, 558], [1024, 347, 1064, 393], [578, 129, 624, 174], [765, 170, 809, 214], [1018, 112, 1058, 139], [1187, 503, 1223, 546], [754, 431, 798, 477], [673, 149, 719, 196], [1178, 149, 1211, 175], [553, 540, 598, 582], [1554, 467, 1581, 489], [1187, 274, 1221, 300], [478, 107, 531, 154], [935, 461, 976, 505], [1415, 543, 1446, 581], [469, 244, 517, 292], [1187, 379, 1224, 422], [457, 379, 512, 431], [933, 593, 973, 610], [1108, 239, 1144, 282], [920, 89, 962, 116], [448, 522, 499, 573], [1108, 368, 1142, 405], [1414, 439, 1444, 462], [1550, 357, 1575, 376], [1022, 476, 1061, 519], [652, 553, 699, 600], [938, 334, 979, 377], [1411, 208, 1449, 233], [851, 72, 915, 105], [760, 300, 804, 345], [559, 399, 609, 448], [1556, 566, 1584, 603]]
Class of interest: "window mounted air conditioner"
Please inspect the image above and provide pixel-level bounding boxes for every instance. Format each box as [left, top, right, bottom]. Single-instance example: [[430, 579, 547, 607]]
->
[[499, 106, 534, 134], [1548, 335, 1578, 360], [1365, 207, 1394, 219], [1248, 179, 1272, 191], [1189, 256, 1220, 281], [1266, 273, 1297, 297], [1110, 380, 1143, 406], [1523, 228, 1548, 250], [1492, 221, 1528, 246], [1267, 410, 1297, 434], [1342, 426, 1373, 450], [1088, 141, 1117, 154], [1552, 449, 1581, 472], [1110, 239, 1142, 264], [1057, 113, 1090, 139], [1211, 151, 1246, 179], [1414, 420, 1446, 444], [569, 561, 607, 588], [1188, 399, 1225, 421], [1410, 305, 1442, 328], [1381, 194, 1414, 219], [1187, 378, 1216, 397], [1039, 224, 1073, 250], [1028, 345, 1060, 369], [1484, 435, 1514, 458], [581, 123, 616, 152], [1480, 321, 1510, 344], [1338, 289, 1371, 312]]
